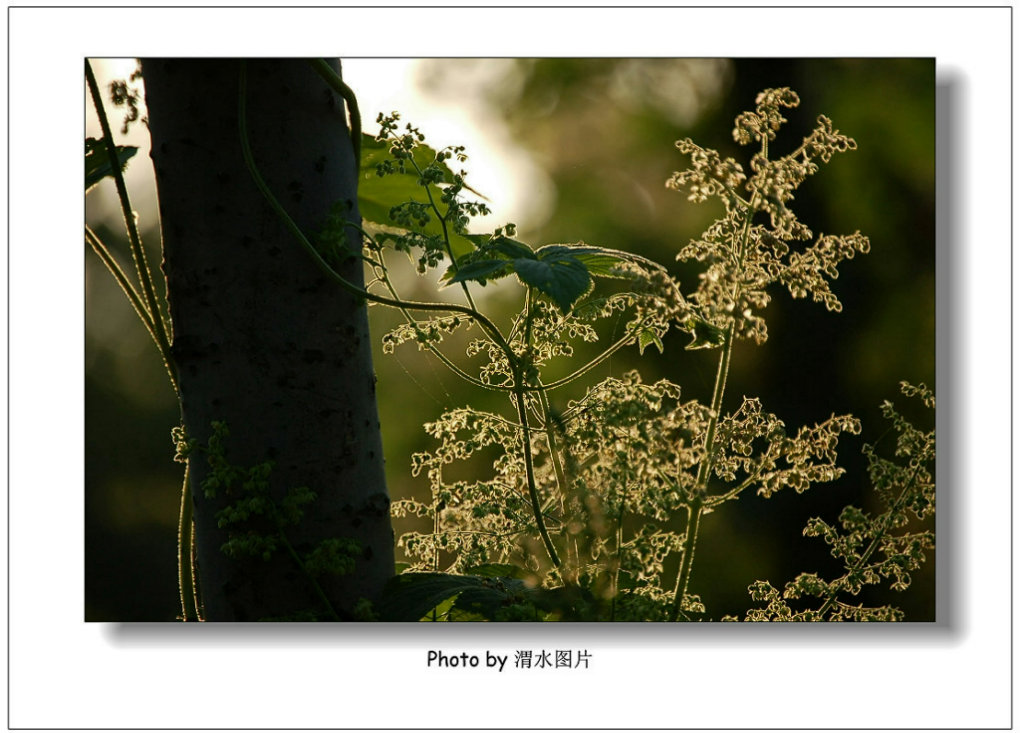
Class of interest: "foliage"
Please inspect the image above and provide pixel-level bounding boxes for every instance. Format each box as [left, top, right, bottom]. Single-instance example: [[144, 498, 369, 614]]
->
[[733, 382, 935, 621], [361, 89, 934, 621], [107, 60, 146, 134], [86, 58, 934, 621], [85, 137, 137, 192]]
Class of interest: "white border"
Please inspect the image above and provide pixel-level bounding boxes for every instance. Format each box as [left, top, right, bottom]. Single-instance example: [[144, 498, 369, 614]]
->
[[8, 5, 1011, 729]]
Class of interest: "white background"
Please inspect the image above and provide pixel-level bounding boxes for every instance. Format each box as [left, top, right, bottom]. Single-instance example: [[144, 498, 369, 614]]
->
[[7, 4, 1012, 730]]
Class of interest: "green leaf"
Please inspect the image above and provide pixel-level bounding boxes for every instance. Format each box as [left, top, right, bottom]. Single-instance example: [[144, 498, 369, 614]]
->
[[685, 316, 728, 350], [465, 563, 531, 580], [538, 243, 663, 279], [375, 572, 488, 621], [460, 232, 491, 249], [452, 578, 528, 619], [85, 137, 138, 192], [489, 236, 536, 260], [515, 250, 592, 312], [442, 235, 534, 285], [638, 328, 664, 355], [376, 571, 530, 621], [538, 244, 619, 277], [446, 258, 513, 286], [523, 585, 600, 620], [424, 594, 458, 621], [358, 136, 445, 228], [358, 133, 477, 260], [445, 240, 644, 310]]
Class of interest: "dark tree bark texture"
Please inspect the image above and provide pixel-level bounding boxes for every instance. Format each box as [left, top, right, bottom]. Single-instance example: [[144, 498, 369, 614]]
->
[[143, 59, 392, 620]]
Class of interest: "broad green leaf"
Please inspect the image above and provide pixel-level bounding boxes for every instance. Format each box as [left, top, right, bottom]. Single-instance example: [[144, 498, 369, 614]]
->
[[460, 232, 491, 249], [360, 132, 456, 182], [444, 606, 490, 622], [446, 258, 513, 286], [465, 563, 531, 580], [537, 243, 654, 279], [573, 253, 632, 278], [377, 569, 608, 621], [357, 133, 477, 260], [447, 234, 478, 261], [424, 595, 457, 621], [452, 577, 528, 620], [489, 236, 536, 260], [85, 137, 138, 192], [376, 570, 532, 621], [514, 250, 591, 312], [442, 235, 533, 284], [523, 585, 600, 620], [445, 239, 656, 310], [538, 244, 617, 275], [375, 572, 491, 621], [638, 328, 664, 355]]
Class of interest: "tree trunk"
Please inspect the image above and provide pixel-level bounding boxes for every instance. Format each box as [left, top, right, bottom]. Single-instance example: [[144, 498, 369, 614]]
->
[[142, 58, 392, 621]]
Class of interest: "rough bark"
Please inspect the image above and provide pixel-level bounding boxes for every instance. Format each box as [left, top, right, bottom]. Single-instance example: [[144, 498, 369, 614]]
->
[[142, 59, 392, 621]]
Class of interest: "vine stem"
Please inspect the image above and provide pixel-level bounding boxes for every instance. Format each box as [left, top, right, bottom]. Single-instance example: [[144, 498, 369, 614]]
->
[[306, 59, 361, 174], [177, 462, 200, 621], [671, 497, 704, 621]]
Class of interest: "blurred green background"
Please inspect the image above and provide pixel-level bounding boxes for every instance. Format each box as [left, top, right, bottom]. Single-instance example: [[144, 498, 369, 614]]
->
[[86, 58, 934, 621]]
